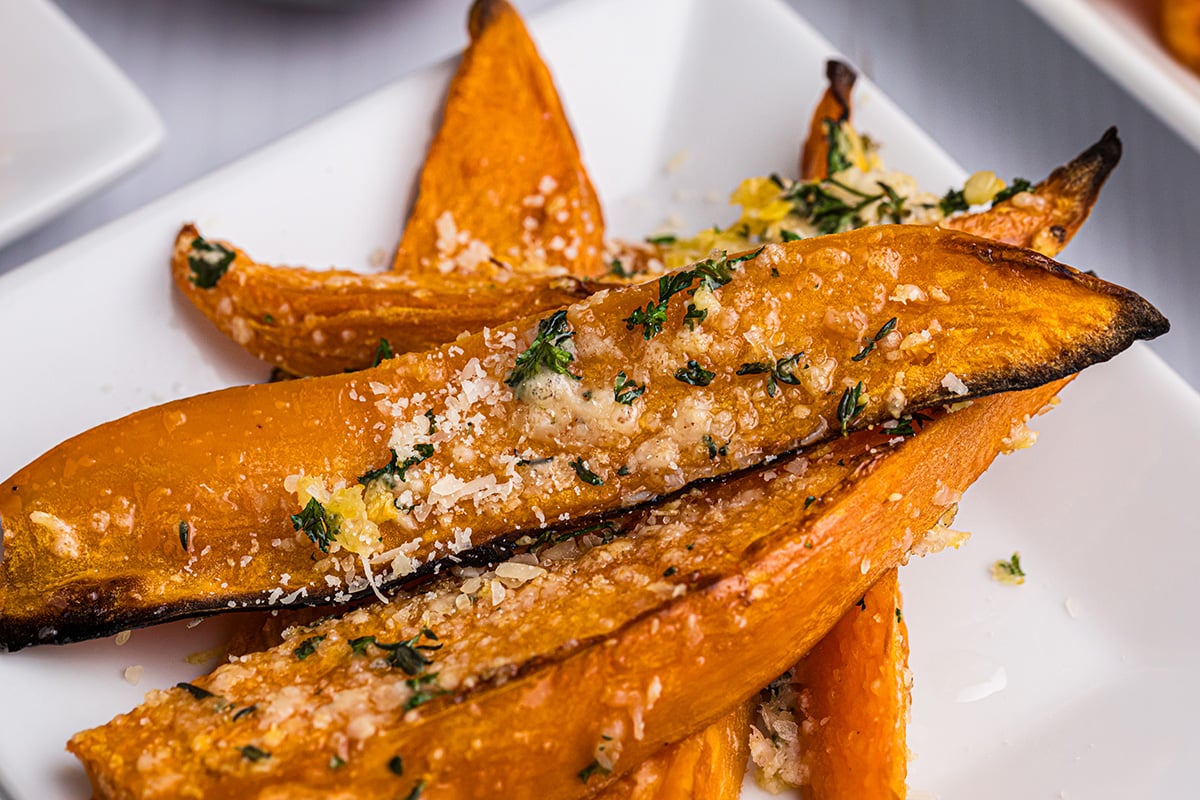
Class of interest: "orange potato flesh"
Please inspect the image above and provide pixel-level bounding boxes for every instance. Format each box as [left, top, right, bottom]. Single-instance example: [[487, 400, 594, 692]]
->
[[599, 704, 751, 800], [171, 225, 599, 376], [1163, 0, 1200, 72], [391, 0, 605, 280], [67, 379, 1067, 799], [791, 568, 909, 800], [0, 227, 1168, 650]]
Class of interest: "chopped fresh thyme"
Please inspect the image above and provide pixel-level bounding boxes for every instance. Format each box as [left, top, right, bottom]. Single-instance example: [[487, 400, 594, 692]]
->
[[515, 451, 554, 468], [506, 310, 581, 388], [895, 607, 903, 623], [939, 187, 969, 216], [645, 234, 677, 245], [424, 409, 437, 434], [703, 434, 727, 459], [187, 236, 235, 289], [404, 673, 450, 710], [780, 229, 802, 242], [886, 412, 931, 437], [178, 520, 190, 551], [371, 338, 395, 368], [992, 177, 1032, 205], [357, 444, 435, 486], [836, 380, 866, 435], [176, 682, 216, 701], [616, 465, 631, 476], [674, 359, 715, 386], [736, 353, 804, 397], [855, 596, 866, 610], [349, 629, 442, 675], [992, 552, 1026, 585], [609, 258, 635, 278], [569, 457, 604, 486], [388, 755, 405, 776], [329, 755, 346, 770], [404, 779, 427, 800], [293, 635, 326, 661], [578, 760, 612, 784], [625, 250, 762, 339], [232, 705, 257, 722], [804, 495, 816, 509], [876, 181, 906, 223], [290, 496, 338, 553], [663, 566, 677, 577], [823, 119, 854, 174], [240, 745, 270, 762], [613, 372, 646, 405], [851, 317, 898, 362]]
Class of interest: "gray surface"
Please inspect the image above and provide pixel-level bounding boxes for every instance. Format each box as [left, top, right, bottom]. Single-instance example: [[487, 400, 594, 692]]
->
[[2, 0, 1194, 387]]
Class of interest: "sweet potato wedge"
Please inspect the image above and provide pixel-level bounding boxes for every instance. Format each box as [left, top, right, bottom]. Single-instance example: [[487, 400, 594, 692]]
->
[[171, 225, 599, 376], [0, 227, 1166, 649], [600, 705, 751, 800], [799, 60, 857, 181], [391, 0, 605, 280], [944, 127, 1122, 256], [67, 380, 1067, 799], [790, 568, 910, 799]]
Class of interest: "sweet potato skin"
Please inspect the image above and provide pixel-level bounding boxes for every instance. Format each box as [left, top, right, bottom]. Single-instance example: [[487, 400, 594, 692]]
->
[[67, 380, 1068, 800], [0, 228, 1167, 649], [171, 225, 597, 376], [391, 0, 605, 280]]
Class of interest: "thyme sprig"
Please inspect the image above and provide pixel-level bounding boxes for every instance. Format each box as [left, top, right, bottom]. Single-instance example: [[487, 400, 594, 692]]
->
[[506, 310, 581, 388]]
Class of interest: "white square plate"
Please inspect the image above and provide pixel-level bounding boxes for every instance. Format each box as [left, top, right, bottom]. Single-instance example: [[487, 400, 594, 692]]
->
[[0, 0, 1196, 797], [1020, 0, 1200, 155], [0, 0, 163, 250]]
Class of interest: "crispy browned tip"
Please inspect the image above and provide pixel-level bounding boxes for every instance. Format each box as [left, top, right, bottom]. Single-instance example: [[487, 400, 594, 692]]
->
[[468, 0, 511, 39], [945, 128, 1122, 256], [800, 59, 859, 180]]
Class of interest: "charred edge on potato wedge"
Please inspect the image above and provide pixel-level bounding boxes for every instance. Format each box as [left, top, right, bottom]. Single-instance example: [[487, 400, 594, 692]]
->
[[800, 59, 857, 182], [0, 227, 1168, 650]]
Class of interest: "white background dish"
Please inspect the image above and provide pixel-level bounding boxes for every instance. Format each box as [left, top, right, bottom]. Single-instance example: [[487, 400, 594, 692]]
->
[[0, 0, 163, 250], [1020, 0, 1200, 156], [0, 0, 1196, 797]]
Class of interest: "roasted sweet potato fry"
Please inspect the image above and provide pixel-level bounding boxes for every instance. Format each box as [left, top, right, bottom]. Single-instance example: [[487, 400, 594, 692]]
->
[[0, 227, 1167, 649], [944, 127, 1122, 256], [600, 705, 751, 800], [799, 60, 857, 181], [789, 569, 910, 800], [391, 0, 605, 280], [171, 225, 598, 376], [67, 379, 1067, 799]]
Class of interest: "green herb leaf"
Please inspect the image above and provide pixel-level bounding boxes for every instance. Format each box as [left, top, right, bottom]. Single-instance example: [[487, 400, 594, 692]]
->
[[995, 552, 1025, 578], [404, 673, 450, 710], [609, 258, 635, 278], [851, 317, 898, 362], [674, 359, 715, 386], [424, 409, 437, 434], [683, 303, 707, 330], [702, 434, 727, 459], [176, 682, 216, 701], [293, 635, 326, 661], [780, 229, 802, 242], [232, 705, 257, 721], [736, 353, 803, 397], [663, 566, 677, 577], [991, 177, 1033, 205], [876, 181, 907, 223], [938, 187, 969, 216], [403, 779, 428, 800], [329, 755, 346, 770], [358, 444, 435, 486], [579, 760, 612, 784], [569, 457, 604, 486], [823, 119, 854, 174], [187, 237, 235, 289], [836, 380, 866, 435], [178, 520, 190, 551], [804, 496, 816, 509], [388, 755, 405, 776], [240, 745, 270, 762], [613, 372, 646, 405], [645, 234, 677, 245], [290, 497, 338, 553], [371, 338, 395, 368], [506, 310, 581, 388]]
